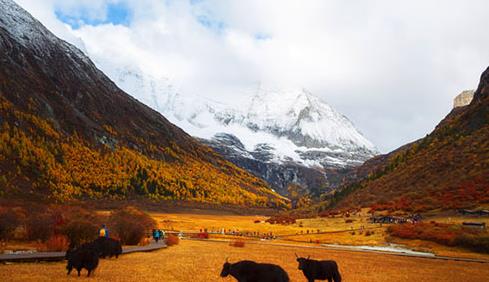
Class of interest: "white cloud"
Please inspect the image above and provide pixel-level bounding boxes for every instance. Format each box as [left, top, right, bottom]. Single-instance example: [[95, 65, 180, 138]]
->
[[15, 0, 489, 152]]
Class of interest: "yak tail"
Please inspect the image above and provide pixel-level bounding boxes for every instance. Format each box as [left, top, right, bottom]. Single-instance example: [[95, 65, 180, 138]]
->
[[333, 270, 342, 282]]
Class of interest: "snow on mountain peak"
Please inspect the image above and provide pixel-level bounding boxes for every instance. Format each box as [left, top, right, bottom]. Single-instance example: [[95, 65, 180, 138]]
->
[[39, 24, 377, 168], [0, 0, 93, 69], [94, 63, 377, 168], [243, 87, 376, 151]]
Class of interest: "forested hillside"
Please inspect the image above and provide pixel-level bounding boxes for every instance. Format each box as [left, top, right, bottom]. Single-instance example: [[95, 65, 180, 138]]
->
[[0, 0, 287, 208], [330, 67, 489, 212]]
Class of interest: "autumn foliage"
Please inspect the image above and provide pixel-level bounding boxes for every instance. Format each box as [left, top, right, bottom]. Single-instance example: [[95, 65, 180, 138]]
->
[[109, 206, 156, 245], [387, 222, 489, 254], [330, 67, 489, 212], [265, 215, 297, 225], [43, 234, 69, 252], [229, 240, 246, 248], [0, 96, 287, 208], [165, 234, 180, 246]]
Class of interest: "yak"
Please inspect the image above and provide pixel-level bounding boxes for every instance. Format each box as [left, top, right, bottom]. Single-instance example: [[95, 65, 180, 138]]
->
[[65, 245, 99, 277], [220, 259, 289, 282], [296, 254, 341, 282], [92, 237, 122, 258]]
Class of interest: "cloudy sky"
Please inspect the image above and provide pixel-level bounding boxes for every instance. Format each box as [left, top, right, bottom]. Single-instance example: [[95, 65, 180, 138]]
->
[[16, 0, 489, 152]]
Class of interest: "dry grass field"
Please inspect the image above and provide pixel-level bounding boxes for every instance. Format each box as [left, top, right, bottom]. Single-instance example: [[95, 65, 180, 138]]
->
[[150, 211, 387, 245], [148, 210, 489, 259], [1, 239, 489, 282], [3, 210, 488, 259]]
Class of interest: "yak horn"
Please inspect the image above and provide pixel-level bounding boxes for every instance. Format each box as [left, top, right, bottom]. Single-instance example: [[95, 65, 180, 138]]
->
[[226, 257, 229, 263], [295, 253, 299, 258], [307, 255, 310, 259]]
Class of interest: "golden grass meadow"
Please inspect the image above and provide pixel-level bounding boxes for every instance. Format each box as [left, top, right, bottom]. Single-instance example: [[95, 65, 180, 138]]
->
[[2, 211, 489, 282], [2, 239, 489, 282]]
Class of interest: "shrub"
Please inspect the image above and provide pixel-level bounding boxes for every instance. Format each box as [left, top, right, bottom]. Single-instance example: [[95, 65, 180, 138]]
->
[[229, 240, 245, 248], [345, 219, 354, 223], [61, 220, 98, 247], [44, 234, 69, 251], [387, 223, 458, 246], [0, 209, 22, 241], [109, 206, 156, 245], [165, 234, 179, 246], [265, 215, 296, 225], [388, 222, 489, 254], [193, 232, 209, 239], [454, 233, 489, 254], [139, 237, 151, 246], [26, 212, 54, 242]]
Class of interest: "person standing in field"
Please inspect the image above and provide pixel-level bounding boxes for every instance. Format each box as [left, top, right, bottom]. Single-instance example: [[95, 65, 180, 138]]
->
[[158, 229, 164, 240], [99, 224, 109, 238], [153, 229, 161, 243]]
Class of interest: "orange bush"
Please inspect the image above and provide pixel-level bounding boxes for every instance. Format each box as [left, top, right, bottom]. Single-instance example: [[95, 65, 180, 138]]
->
[[191, 232, 209, 239], [265, 215, 296, 225], [165, 234, 179, 246], [110, 206, 156, 245], [61, 220, 98, 247], [0, 208, 23, 240], [229, 240, 245, 248], [139, 237, 151, 246], [44, 235, 69, 252], [26, 212, 54, 242], [387, 222, 489, 253]]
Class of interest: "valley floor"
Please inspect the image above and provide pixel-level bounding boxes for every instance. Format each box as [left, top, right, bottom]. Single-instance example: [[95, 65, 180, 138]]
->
[[147, 210, 489, 259], [1, 239, 488, 282]]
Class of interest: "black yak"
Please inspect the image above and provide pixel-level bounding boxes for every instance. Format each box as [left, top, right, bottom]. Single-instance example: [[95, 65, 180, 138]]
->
[[296, 254, 341, 282], [220, 260, 289, 282], [65, 245, 99, 277], [93, 237, 122, 258]]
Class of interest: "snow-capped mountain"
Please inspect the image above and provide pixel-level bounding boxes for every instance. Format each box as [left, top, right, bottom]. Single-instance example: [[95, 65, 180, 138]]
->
[[5, 0, 375, 194], [98, 64, 377, 166], [84, 62, 377, 195]]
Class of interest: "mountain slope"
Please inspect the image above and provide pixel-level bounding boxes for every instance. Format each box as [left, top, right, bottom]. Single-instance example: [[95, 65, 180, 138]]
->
[[0, 0, 287, 208], [330, 67, 489, 212], [86, 63, 377, 195]]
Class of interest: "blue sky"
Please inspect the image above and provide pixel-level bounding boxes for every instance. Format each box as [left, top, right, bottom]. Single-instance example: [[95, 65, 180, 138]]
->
[[55, 2, 131, 29], [55, 1, 228, 34]]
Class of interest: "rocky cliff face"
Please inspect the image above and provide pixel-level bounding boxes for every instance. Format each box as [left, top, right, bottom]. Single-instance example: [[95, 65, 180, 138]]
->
[[453, 90, 474, 108], [200, 133, 331, 196]]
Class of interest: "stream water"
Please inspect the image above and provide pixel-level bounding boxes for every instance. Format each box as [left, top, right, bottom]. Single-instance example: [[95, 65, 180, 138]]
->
[[321, 243, 435, 257]]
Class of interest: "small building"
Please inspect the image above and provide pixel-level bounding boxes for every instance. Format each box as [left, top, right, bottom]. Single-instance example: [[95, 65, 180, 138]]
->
[[459, 209, 489, 216], [370, 214, 421, 224]]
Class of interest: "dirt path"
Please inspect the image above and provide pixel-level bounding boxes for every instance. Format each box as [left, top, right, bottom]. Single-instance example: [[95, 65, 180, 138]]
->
[[0, 242, 166, 263]]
